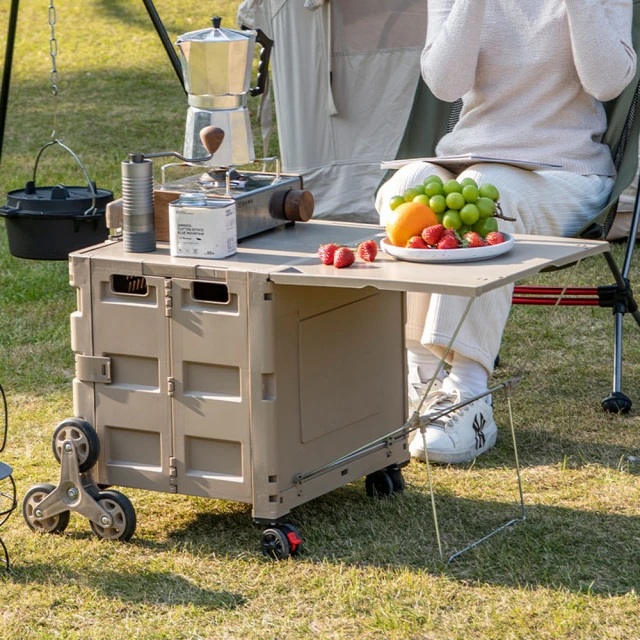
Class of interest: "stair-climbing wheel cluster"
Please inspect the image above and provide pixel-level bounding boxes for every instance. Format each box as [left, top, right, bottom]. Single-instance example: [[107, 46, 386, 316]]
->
[[22, 418, 136, 542]]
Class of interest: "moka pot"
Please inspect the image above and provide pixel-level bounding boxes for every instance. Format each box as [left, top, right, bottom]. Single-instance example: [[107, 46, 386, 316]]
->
[[176, 17, 256, 167]]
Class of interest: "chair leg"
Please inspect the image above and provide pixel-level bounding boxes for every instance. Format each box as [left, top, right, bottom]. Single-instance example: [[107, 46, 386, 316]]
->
[[600, 250, 639, 413], [601, 311, 633, 413]]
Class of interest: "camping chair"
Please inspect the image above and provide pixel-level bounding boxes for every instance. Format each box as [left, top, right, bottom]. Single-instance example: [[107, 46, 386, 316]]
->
[[388, 13, 640, 415]]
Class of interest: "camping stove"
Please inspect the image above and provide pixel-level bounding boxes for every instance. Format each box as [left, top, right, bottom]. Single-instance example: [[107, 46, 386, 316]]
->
[[154, 162, 314, 242]]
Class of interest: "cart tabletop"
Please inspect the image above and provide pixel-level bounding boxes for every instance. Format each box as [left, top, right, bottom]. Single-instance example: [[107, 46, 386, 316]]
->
[[74, 220, 610, 297]]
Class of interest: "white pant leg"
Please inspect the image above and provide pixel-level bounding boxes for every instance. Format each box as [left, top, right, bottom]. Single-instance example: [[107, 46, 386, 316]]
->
[[420, 164, 614, 373]]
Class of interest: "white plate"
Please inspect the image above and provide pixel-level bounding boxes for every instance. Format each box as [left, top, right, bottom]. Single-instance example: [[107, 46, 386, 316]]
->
[[380, 232, 515, 263]]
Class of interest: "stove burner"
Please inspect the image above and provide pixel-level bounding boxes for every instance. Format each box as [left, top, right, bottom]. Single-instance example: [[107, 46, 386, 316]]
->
[[198, 168, 247, 190]]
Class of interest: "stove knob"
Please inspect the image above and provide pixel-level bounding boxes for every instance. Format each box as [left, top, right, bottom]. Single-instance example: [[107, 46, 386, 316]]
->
[[283, 190, 314, 222], [269, 189, 314, 222]]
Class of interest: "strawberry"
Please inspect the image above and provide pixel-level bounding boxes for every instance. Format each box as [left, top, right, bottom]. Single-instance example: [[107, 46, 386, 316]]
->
[[436, 234, 460, 250], [421, 224, 444, 246], [485, 231, 506, 245], [333, 246, 355, 268], [462, 231, 486, 248], [406, 235, 429, 249], [318, 243, 339, 265], [357, 239, 378, 262]]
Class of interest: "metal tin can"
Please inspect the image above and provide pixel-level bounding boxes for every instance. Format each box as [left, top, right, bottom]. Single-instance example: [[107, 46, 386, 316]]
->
[[168, 193, 237, 259]]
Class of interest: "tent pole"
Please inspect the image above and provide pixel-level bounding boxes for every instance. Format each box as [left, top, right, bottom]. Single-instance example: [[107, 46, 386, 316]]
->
[[141, 0, 185, 92], [0, 0, 20, 167]]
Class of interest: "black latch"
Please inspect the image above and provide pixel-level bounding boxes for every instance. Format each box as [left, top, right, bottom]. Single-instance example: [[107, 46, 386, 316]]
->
[[597, 278, 638, 315]]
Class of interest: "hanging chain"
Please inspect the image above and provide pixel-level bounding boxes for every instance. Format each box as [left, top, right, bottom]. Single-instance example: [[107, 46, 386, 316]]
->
[[48, 0, 59, 139]]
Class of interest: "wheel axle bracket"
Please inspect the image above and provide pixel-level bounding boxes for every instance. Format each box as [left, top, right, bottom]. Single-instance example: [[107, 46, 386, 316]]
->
[[31, 439, 112, 526]]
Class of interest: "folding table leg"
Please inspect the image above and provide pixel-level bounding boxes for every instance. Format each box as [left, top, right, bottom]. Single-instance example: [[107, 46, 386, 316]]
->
[[444, 395, 526, 564], [411, 297, 527, 563]]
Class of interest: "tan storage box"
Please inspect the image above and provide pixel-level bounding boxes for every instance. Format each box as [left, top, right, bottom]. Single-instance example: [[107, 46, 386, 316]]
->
[[69, 239, 408, 524]]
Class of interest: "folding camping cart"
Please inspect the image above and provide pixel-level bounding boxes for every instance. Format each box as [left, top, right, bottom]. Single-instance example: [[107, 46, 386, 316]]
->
[[22, 221, 610, 560]]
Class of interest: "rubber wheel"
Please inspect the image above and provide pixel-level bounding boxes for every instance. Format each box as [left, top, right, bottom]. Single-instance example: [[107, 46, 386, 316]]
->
[[365, 470, 394, 498], [385, 465, 406, 493], [279, 523, 303, 557], [89, 490, 136, 542], [22, 483, 70, 534], [262, 527, 291, 560], [601, 392, 632, 414], [51, 418, 100, 473]]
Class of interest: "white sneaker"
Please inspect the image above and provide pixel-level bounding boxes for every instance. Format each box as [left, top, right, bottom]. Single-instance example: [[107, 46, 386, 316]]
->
[[408, 378, 444, 416], [407, 364, 444, 416], [409, 387, 497, 464]]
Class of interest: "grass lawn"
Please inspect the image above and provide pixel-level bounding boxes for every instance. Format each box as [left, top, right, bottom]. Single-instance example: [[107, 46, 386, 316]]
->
[[1, 1, 640, 638]]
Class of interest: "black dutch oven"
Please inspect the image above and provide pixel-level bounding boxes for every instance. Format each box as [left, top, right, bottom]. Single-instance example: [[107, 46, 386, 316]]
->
[[0, 140, 113, 260]]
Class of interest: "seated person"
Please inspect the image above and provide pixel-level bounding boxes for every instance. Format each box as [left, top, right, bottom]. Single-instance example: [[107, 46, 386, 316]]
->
[[375, 0, 636, 464]]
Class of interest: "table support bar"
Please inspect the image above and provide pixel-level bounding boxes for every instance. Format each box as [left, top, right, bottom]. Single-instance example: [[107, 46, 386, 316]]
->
[[444, 395, 526, 564]]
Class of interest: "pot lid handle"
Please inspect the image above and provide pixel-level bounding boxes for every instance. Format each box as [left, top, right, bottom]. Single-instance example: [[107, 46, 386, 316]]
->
[[31, 139, 97, 215], [51, 184, 70, 200]]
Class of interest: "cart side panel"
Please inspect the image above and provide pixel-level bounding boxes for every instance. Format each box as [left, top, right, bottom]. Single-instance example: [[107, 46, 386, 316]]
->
[[170, 272, 252, 502], [251, 284, 408, 521], [247, 273, 280, 521], [69, 254, 96, 423], [90, 260, 173, 493]]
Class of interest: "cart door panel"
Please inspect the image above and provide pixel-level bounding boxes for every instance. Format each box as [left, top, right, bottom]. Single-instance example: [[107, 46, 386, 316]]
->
[[91, 268, 173, 492], [170, 278, 252, 502]]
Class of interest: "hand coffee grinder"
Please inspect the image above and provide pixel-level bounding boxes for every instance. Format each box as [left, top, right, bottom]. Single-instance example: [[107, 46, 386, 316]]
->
[[154, 17, 314, 241]]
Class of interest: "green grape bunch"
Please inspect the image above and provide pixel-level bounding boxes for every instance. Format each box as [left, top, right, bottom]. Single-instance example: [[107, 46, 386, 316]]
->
[[388, 175, 513, 238]]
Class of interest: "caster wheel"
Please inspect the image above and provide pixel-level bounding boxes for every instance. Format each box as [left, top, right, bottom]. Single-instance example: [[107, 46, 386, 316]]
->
[[262, 527, 290, 560], [52, 418, 100, 472], [23, 483, 70, 534], [602, 392, 632, 414], [89, 490, 136, 542], [385, 464, 406, 493], [365, 470, 394, 498], [279, 523, 303, 557]]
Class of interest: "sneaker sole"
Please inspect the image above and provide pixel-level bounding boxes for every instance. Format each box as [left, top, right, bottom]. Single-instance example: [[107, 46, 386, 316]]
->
[[411, 426, 498, 465]]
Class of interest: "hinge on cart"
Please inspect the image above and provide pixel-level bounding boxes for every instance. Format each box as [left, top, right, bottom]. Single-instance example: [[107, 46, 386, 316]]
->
[[164, 279, 173, 317], [385, 437, 393, 457], [167, 377, 175, 397], [75, 355, 112, 383], [169, 456, 177, 492], [293, 473, 303, 496]]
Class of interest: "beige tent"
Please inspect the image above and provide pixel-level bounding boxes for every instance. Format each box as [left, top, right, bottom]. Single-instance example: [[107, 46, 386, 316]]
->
[[238, 0, 428, 222]]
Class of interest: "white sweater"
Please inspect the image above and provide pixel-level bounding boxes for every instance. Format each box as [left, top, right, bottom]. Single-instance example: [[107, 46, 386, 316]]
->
[[422, 0, 637, 176]]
